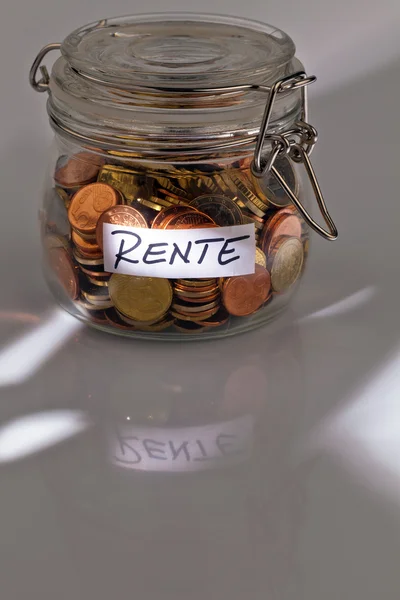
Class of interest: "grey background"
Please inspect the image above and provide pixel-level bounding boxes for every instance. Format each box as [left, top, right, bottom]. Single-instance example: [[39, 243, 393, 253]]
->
[[1, 1, 400, 599]]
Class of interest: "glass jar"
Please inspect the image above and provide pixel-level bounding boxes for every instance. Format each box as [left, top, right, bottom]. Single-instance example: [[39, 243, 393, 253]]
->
[[30, 13, 337, 340]]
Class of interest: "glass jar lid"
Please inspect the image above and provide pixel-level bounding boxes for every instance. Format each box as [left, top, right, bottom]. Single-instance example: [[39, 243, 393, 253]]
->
[[61, 13, 296, 91], [45, 14, 304, 156]]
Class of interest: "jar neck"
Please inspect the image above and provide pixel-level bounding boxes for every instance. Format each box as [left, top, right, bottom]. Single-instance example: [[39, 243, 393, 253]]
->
[[48, 56, 304, 161]]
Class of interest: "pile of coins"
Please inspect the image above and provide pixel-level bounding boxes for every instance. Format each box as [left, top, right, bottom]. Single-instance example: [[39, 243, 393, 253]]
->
[[43, 150, 308, 335]]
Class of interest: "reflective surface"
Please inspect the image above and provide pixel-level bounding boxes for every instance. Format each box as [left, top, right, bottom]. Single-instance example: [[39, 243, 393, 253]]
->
[[2, 58, 400, 599]]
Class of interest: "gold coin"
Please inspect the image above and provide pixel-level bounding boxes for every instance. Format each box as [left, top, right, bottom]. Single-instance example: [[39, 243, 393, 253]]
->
[[270, 237, 304, 294], [230, 173, 269, 217], [154, 176, 189, 199], [136, 197, 164, 212], [109, 274, 173, 322], [177, 278, 217, 288], [97, 164, 146, 203], [255, 247, 267, 268]]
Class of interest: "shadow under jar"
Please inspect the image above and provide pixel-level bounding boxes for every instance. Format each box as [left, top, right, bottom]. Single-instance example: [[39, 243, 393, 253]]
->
[[31, 13, 337, 340]]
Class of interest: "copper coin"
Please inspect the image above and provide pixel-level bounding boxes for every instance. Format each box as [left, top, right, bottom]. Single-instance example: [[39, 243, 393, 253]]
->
[[164, 211, 216, 229], [175, 292, 221, 304], [174, 283, 219, 295], [222, 264, 271, 316], [55, 152, 104, 188], [96, 205, 148, 250], [260, 211, 302, 255], [68, 183, 121, 236], [71, 230, 103, 258], [151, 205, 192, 229], [79, 266, 110, 279], [48, 247, 79, 300], [193, 306, 230, 327]]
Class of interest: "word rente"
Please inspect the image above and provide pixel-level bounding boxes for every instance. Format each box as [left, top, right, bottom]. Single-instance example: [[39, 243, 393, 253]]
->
[[103, 222, 256, 278]]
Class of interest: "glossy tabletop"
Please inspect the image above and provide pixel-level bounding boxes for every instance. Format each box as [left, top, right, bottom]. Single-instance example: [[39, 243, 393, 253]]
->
[[1, 56, 400, 600]]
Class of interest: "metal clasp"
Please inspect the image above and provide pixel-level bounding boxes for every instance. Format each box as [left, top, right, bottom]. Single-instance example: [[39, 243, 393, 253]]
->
[[29, 43, 61, 92], [251, 71, 338, 241]]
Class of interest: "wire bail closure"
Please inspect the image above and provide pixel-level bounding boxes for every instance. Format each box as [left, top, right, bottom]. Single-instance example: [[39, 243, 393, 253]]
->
[[29, 43, 61, 92], [251, 71, 338, 241]]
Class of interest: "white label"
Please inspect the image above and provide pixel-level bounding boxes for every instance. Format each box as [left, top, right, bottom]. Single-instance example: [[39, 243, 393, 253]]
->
[[110, 415, 254, 472], [103, 222, 255, 278]]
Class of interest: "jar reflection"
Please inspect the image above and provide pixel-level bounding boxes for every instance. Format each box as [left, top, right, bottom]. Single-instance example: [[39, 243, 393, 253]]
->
[[39, 321, 308, 600]]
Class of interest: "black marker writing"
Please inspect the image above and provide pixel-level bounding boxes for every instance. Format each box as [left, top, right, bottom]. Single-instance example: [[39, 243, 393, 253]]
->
[[143, 242, 168, 265], [218, 235, 250, 266], [112, 230, 142, 269]]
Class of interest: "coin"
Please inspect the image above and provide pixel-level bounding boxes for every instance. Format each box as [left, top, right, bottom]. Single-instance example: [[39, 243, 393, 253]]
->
[[172, 298, 220, 314], [77, 296, 113, 311], [71, 230, 103, 258], [229, 173, 269, 217], [136, 317, 175, 332], [68, 183, 121, 236], [164, 211, 216, 229], [270, 237, 304, 294], [188, 195, 243, 226], [174, 283, 219, 296], [96, 205, 148, 249], [151, 205, 192, 229], [177, 278, 217, 288], [251, 156, 298, 208], [55, 152, 104, 188], [255, 247, 267, 268], [72, 249, 104, 267], [171, 305, 220, 321], [193, 306, 230, 327], [154, 176, 189, 199], [109, 274, 173, 322], [174, 321, 206, 333], [81, 278, 111, 302], [136, 197, 164, 212], [222, 264, 271, 316], [105, 308, 136, 330], [260, 211, 302, 255], [48, 247, 79, 300], [97, 164, 148, 203], [115, 309, 162, 327], [80, 266, 111, 279], [87, 275, 110, 287], [55, 187, 72, 209], [175, 292, 221, 304]]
